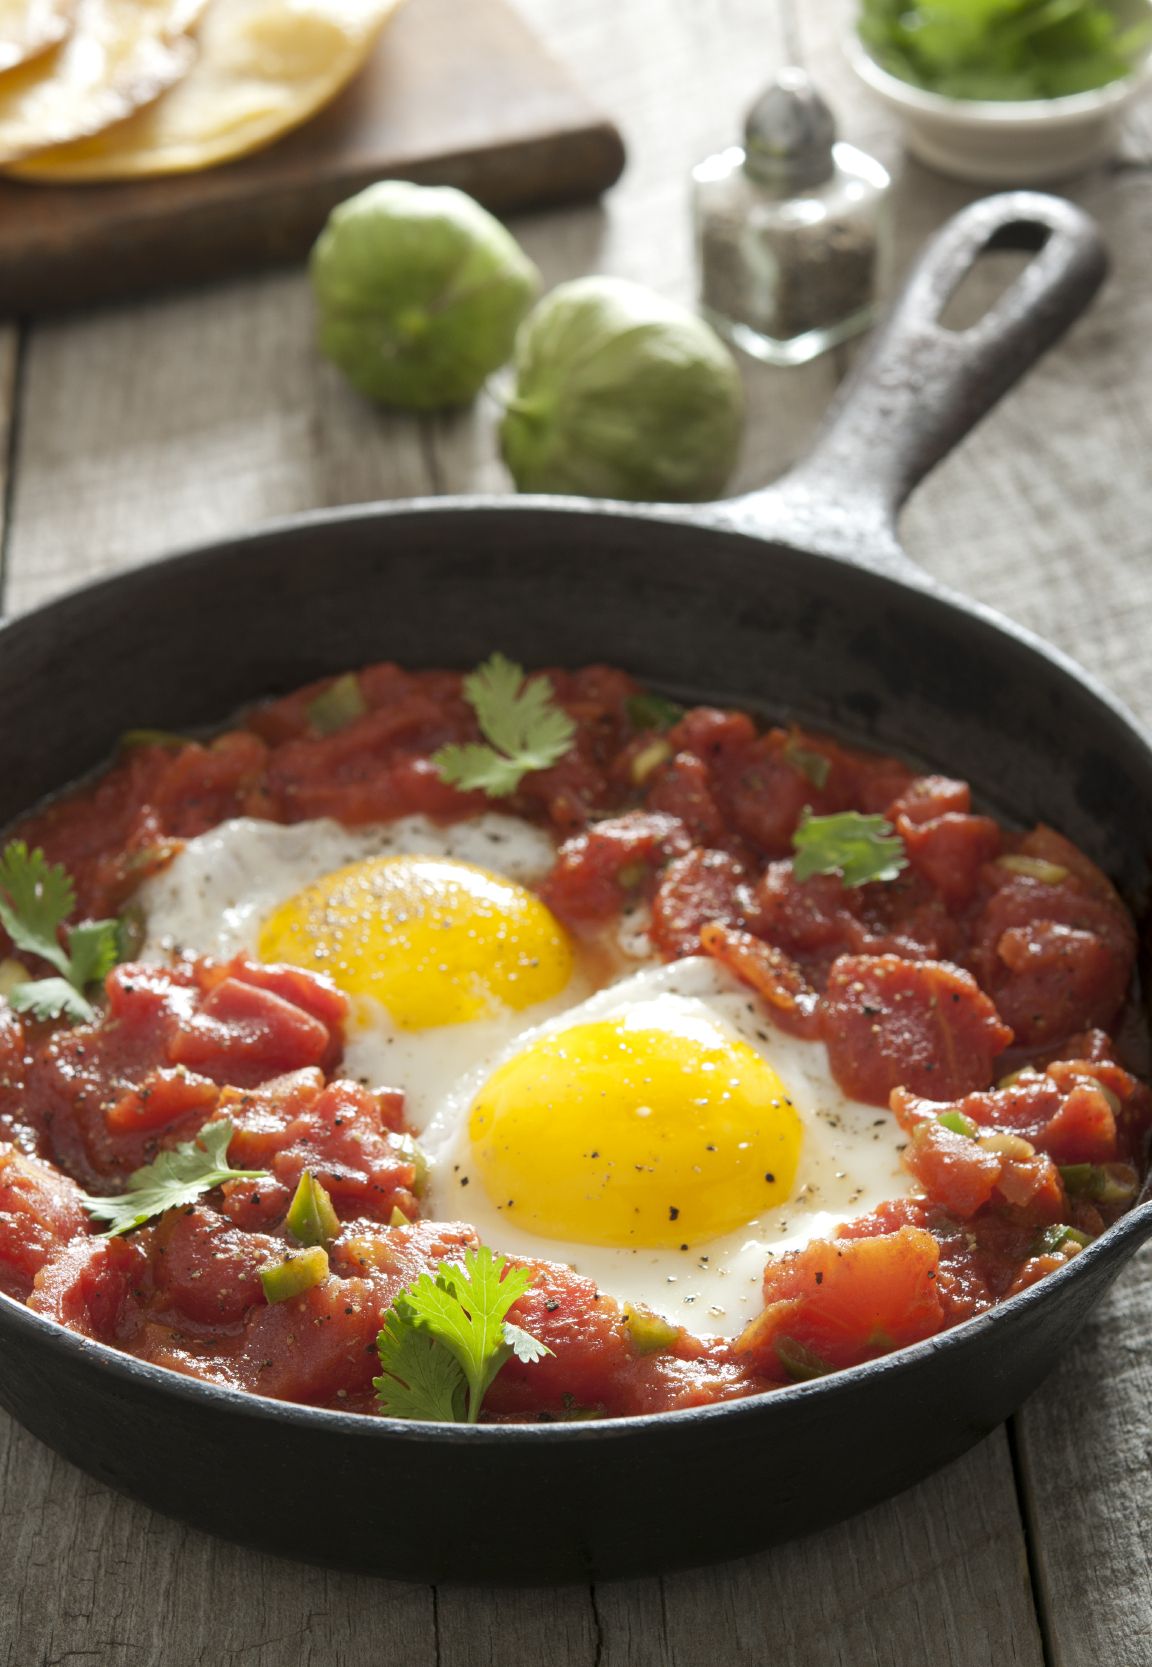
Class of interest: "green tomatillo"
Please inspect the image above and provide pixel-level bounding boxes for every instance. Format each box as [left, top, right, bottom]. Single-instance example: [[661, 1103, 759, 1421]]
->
[[311, 181, 541, 410], [499, 276, 744, 502]]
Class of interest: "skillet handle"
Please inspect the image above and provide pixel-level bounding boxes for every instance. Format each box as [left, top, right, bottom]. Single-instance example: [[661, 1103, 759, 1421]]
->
[[729, 191, 1108, 561]]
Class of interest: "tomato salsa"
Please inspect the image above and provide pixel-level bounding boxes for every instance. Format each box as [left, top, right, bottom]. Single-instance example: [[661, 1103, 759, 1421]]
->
[[0, 662, 1147, 1421]]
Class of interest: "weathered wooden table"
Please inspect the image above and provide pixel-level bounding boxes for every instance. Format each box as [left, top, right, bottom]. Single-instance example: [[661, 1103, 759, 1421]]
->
[[2, 2, 1151, 1661]]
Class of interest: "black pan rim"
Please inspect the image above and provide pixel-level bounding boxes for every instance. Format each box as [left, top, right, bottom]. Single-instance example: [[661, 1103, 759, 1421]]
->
[[3, 490, 1143, 767], [3, 1192, 1150, 1443], [1, 489, 1150, 1448]]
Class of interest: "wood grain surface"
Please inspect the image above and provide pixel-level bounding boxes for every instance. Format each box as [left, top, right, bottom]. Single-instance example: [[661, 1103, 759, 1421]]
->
[[0, 0, 624, 313], [1, 0, 1152, 1662]]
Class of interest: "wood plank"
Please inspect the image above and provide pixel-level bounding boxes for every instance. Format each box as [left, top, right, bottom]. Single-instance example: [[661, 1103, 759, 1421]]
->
[[0, 1413, 438, 1667], [0, 0, 624, 313], [437, 1584, 601, 1667], [434, 1433, 1042, 1667], [3, 269, 431, 614], [1014, 1242, 1152, 1667], [627, 1432, 1042, 1667]]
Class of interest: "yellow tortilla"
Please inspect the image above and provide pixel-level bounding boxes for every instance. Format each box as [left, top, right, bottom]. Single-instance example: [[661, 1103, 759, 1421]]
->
[[0, 0, 74, 75], [0, 0, 205, 165], [8, 0, 404, 181]]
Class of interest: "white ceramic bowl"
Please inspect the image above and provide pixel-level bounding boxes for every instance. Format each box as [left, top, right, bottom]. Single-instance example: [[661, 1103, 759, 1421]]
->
[[846, 31, 1152, 183]]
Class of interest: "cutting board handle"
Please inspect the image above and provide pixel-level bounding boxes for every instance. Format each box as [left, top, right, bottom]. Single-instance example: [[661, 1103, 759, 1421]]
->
[[728, 191, 1107, 568]]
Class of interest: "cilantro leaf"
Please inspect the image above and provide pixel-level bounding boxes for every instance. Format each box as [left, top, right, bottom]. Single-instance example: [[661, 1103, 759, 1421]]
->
[[82, 1118, 269, 1236], [374, 1309, 468, 1422], [432, 654, 576, 799], [67, 920, 122, 990], [503, 1321, 552, 1365], [0, 842, 123, 1023], [373, 1245, 552, 1422], [9, 978, 96, 1024], [428, 742, 528, 798], [306, 672, 367, 736], [0, 842, 74, 976], [791, 809, 908, 889]]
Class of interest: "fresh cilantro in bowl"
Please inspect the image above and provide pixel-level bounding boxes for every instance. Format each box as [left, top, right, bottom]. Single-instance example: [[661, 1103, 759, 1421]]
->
[[858, 0, 1151, 100]]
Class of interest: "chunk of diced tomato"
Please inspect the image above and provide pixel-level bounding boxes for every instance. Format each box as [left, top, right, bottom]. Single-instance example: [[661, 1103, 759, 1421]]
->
[[218, 957, 349, 1039], [0, 1145, 89, 1301], [699, 922, 820, 1038], [651, 850, 748, 959], [819, 954, 1013, 1105], [169, 977, 337, 1085], [735, 1228, 944, 1376], [29, 1234, 146, 1342], [105, 1065, 220, 1137], [541, 813, 689, 926], [897, 811, 1001, 907]]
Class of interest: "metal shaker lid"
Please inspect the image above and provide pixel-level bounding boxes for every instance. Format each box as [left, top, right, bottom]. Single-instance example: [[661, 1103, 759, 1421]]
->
[[743, 66, 837, 190]]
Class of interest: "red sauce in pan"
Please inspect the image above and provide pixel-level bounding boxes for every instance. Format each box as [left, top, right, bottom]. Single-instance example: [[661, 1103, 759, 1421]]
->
[[0, 662, 1146, 1420]]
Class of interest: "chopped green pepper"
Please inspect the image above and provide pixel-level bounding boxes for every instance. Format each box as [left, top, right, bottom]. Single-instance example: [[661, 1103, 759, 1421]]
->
[[775, 1336, 830, 1382], [937, 1110, 979, 1139], [625, 692, 684, 732], [1059, 1162, 1139, 1206], [623, 1301, 680, 1355], [782, 735, 831, 790], [307, 673, 367, 736], [0, 957, 30, 998], [285, 1171, 341, 1247], [1034, 1223, 1093, 1256], [630, 739, 673, 786], [395, 1134, 428, 1193], [115, 904, 146, 963], [996, 855, 1069, 885], [260, 1245, 329, 1303]]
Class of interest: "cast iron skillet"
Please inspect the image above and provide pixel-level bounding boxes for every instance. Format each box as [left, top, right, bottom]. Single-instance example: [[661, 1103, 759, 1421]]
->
[[0, 192, 1146, 1585]]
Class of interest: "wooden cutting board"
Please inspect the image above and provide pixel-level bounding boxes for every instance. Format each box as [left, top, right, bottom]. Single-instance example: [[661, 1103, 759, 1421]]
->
[[0, 0, 625, 314]]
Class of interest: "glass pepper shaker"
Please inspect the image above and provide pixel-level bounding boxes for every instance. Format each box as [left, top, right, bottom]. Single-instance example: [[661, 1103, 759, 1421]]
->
[[693, 65, 892, 366]]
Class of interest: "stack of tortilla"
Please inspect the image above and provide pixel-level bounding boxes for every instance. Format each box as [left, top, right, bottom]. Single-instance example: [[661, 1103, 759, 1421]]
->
[[0, 0, 402, 180]]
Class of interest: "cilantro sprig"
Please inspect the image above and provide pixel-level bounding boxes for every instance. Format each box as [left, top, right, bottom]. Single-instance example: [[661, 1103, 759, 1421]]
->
[[374, 1245, 552, 1423], [791, 809, 907, 888], [432, 654, 576, 798], [0, 842, 120, 1023], [83, 1118, 269, 1237]]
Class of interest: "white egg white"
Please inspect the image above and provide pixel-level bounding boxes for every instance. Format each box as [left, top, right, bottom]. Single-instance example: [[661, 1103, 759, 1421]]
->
[[137, 813, 562, 958], [423, 958, 915, 1340], [136, 813, 595, 1121], [136, 816, 914, 1340]]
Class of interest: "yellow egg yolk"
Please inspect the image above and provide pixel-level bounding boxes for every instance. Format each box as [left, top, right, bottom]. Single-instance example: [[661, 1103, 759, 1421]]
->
[[256, 855, 573, 1030], [467, 1017, 803, 1249]]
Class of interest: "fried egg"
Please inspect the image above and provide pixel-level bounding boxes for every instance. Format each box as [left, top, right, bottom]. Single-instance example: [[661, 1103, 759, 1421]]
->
[[137, 814, 599, 1121], [422, 958, 913, 1338], [138, 815, 913, 1338]]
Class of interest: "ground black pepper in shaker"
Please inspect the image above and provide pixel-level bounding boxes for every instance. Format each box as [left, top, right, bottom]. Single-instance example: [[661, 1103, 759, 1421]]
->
[[692, 56, 891, 366]]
